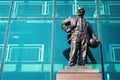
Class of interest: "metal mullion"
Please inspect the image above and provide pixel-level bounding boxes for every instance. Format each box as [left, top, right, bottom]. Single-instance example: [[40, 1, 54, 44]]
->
[[50, 0, 56, 80], [96, 0, 105, 80], [0, 0, 14, 79]]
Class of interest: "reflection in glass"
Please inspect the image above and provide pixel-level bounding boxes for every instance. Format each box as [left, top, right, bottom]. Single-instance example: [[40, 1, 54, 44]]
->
[[12, 1, 53, 18], [99, 0, 120, 18], [56, 0, 96, 18]]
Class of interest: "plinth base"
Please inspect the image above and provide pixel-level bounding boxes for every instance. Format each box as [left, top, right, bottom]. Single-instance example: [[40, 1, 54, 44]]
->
[[57, 66, 102, 80]]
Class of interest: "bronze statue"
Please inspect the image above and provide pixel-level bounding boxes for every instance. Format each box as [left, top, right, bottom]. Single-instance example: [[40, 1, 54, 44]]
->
[[61, 7, 99, 66]]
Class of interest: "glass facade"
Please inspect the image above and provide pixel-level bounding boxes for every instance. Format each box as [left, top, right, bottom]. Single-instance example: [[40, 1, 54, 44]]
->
[[0, 0, 120, 80]]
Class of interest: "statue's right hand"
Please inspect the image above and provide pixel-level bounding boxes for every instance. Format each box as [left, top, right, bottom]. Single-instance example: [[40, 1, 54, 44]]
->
[[67, 28, 71, 33]]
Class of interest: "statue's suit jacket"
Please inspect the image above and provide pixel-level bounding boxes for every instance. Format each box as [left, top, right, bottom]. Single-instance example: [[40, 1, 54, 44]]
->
[[61, 16, 97, 44]]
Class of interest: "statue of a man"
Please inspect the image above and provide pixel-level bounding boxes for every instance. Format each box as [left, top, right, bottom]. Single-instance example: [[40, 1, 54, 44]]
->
[[61, 7, 99, 66]]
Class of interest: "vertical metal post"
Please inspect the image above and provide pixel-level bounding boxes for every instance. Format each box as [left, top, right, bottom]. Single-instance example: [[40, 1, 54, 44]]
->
[[0, 0, 14, 79], [96, 0, 105, 80], [50, 0, 56, 80], [99, 42, 105, 80]]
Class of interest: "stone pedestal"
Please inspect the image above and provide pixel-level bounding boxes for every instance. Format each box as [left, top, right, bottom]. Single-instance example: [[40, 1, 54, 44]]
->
[[57, 66, 102, 80]]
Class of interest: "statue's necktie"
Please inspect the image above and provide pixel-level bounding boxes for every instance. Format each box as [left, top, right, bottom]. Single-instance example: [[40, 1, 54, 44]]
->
[[77, 17, 83, 31]]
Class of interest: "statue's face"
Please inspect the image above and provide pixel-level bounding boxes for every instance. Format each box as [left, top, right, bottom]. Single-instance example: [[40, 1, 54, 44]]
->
[[77, 7, 85, 16]]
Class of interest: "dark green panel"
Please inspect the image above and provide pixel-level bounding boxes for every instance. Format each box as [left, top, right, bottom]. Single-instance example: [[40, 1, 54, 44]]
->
[[2, 20, 52, 80], [0, 1, 10, 17], [0, 21, 7, 64], [101, 20, 120, 80]]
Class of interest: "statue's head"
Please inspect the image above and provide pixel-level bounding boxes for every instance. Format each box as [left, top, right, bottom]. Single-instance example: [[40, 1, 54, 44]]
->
[[77, 7, 85, 16]]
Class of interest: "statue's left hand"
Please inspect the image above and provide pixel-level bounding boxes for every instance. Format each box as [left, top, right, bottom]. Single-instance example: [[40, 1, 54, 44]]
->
[[96, 40, 100, 44]]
